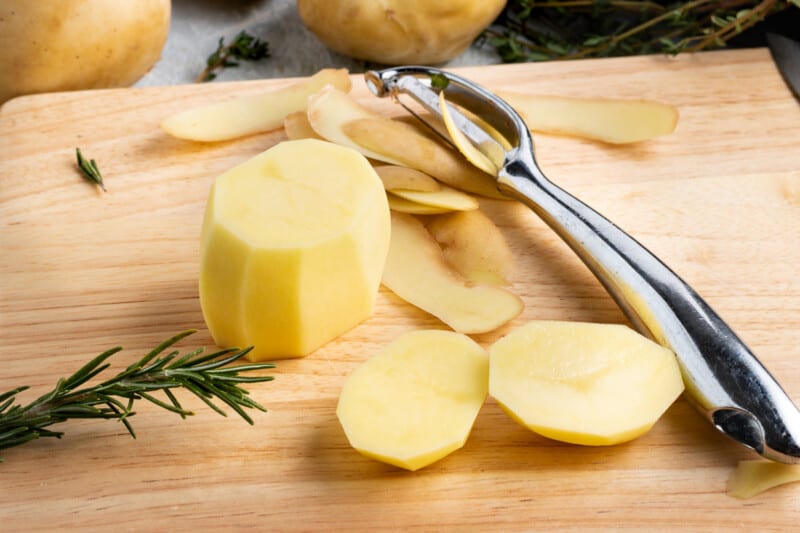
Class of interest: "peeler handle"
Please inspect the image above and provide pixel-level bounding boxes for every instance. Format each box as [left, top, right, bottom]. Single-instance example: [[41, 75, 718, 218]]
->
[[499, 151, 800, 463]]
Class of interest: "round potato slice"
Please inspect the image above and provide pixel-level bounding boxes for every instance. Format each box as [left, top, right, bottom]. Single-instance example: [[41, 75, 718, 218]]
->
[[337, 330, 489, 471], [489, 321, 684, 446]]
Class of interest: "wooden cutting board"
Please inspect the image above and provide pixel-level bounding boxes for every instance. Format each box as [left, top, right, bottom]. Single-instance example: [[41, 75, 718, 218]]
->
[[1, 48, 799, 530]]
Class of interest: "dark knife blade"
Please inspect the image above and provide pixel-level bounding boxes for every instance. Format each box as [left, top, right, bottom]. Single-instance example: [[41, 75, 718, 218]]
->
[[767, 33, 800, 102]]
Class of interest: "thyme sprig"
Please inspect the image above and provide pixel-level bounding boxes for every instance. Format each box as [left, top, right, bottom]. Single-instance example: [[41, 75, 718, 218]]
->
[[196, 31, 271, 82], [76, 148, 105, 191], [0, 330, 274, 460], [485, 0, 796, 62]]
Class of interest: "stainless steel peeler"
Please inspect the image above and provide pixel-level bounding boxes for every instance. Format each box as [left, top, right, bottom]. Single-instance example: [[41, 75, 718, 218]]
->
[[365, 66, 800, 463]]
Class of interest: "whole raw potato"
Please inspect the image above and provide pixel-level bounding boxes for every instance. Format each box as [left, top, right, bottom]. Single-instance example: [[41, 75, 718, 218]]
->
[[0, 0, 171, 103], [297, 0, 507, 65]]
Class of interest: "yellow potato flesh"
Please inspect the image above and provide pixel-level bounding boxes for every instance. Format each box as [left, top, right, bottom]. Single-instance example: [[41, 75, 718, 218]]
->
[[337, 330, 489, 471], [199, 139, 390, 360], [489, 321, 684, 445], [382, 212, 523, 334], [161, 69, 351, 142], [426, 210, 515, 286], [727, 460, 800, 499], [498, 92, 679, 144]]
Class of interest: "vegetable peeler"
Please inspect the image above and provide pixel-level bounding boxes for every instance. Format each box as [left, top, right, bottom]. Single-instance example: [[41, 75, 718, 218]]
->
[[365, 66, 800, 464]]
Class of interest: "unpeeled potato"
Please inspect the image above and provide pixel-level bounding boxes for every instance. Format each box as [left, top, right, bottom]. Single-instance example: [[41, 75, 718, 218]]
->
[[297, 0, 506, 65], [0, 0, 170, 103]]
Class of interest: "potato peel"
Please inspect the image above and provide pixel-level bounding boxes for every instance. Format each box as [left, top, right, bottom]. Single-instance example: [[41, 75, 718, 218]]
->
[[727, 460, 800, 499], [161, 68, 351, 142], [498, 91, 678, 144], [439, 91, 499, 175]]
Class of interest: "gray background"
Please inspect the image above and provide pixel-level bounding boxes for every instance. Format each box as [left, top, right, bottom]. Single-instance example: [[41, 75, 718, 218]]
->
[[136, 0, 503, 87]]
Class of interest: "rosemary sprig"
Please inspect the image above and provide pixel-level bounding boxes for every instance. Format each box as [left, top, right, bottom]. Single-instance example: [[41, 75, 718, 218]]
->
[[485, 0, 795, 62], [76, 148, 106, 191], [196, 31, 271, 83], [0, 330, 275, 460]]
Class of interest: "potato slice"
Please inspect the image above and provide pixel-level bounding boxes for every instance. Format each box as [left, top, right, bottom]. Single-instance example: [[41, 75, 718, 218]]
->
[[199, 139, 390, 360], [337, 329, 489, 471], [727, 460, 800, 499], [426, 209, 515, 286], [489, 321, 684, 445], [161, 68, 351, 142], [341, 117, 506, 200], [307, 85, 406, 164], [439, 91, 499, 175], [382, 212, 523, 334], [391, 184, 478, 212], [283, 111, 323, 140], [387, 194, 454, 215], [374, 165, 440, 192], [498, 92, 678, 144]]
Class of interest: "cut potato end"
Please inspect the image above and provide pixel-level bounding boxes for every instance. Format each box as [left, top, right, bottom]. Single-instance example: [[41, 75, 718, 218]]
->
[[439, 91, 499, 175], [199, 139, 390, 360], [489, 321, 684, 445], [342, 117, 506, 199], [727, 460, 800, 499], [391, 183, 478, 212], [382, 212, 523, 334], [498, 92, 678, 144], [425, 209, 515, 286], [374, 165, 441, 192], [284, 111, 323, 140], [337, 329, 489, 471], [387, 193, 455, 214], [161, 68, 351, 142]]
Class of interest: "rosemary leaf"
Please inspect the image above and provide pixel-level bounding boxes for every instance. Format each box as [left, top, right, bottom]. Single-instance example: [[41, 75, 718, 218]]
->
[[75, 148, 106, 191], [0, 331, 275, 461], [196, 31, 270, 83]]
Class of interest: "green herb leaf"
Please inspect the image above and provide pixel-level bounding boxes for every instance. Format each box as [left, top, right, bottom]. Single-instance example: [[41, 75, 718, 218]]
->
[[196, 31, 271, 83], [0, 330, 275, 460], [430, 73, 450, 91], [75, 148, 106, 191]]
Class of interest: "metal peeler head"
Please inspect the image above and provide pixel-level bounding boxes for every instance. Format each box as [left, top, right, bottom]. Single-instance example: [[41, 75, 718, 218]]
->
[[365, 66, 534, 175]]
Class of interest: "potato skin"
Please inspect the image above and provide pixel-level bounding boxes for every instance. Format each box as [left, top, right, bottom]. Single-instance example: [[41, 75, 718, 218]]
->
[[0, 0, 170, 103], [297, 0, 506, 65]]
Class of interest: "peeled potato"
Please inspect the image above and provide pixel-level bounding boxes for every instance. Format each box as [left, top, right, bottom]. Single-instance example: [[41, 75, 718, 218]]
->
[[199, 139, 390, 360], [498, 92, 679, 144], [337, 329, 489, 471], [162, 69, 351, 142], [382, 212, 523, 334], [297, 0, 506, 65], [426, 209, 515, 286], [489, 321, 684, 445], [0, 0, 170, 103]]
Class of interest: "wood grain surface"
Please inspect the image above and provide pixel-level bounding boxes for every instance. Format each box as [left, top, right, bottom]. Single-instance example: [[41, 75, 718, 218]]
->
[[1, 48, 799, 531]]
